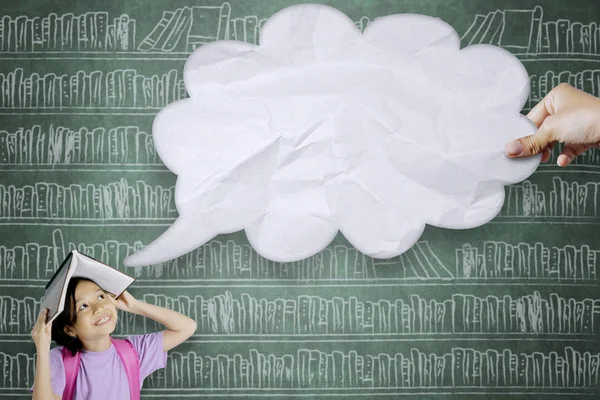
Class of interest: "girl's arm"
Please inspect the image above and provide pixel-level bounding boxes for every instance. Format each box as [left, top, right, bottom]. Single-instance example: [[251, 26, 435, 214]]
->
[[31, 310, 61, 400], [111, 291, 197, 352], [32, 352, 61, 400]]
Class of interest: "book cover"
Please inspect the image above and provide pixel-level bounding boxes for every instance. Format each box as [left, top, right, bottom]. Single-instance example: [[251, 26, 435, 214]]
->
[[42, 249, 135, 323]]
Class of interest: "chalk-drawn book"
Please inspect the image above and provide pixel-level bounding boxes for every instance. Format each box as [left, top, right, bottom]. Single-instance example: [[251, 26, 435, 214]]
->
[[42, 250, 135, 323]]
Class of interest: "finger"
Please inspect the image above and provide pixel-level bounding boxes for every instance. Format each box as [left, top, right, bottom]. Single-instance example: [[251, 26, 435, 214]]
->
[[541, 148, 551, 163], [505, 122, 556, 158], [526, 83, 573, 128], [542, 142, 555, 163], [120, 291, 134, 301], [45, 313, 53, 331], [557, 144, 590, 166], [36, 309, 47, 324], [527, 95, 553, 128]]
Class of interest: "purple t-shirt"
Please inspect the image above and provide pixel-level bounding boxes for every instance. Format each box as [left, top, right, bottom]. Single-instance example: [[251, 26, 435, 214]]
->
[[31, 331, 167, 399]]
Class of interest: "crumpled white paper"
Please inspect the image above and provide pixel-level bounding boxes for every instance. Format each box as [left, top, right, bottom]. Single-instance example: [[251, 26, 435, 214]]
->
[[123, 4, 540, 267]]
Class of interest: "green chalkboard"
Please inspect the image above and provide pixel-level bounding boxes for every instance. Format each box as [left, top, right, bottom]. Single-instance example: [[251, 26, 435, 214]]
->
[[1, 0, 600, 398]]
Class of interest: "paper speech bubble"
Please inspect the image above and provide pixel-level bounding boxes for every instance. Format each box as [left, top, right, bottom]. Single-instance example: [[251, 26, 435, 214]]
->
[[124, 4, 539, 267]]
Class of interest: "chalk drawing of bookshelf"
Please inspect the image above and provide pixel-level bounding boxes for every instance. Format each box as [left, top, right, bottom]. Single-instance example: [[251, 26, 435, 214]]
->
[[1, 346, 599, 391], [457, 241, 599, 281], [462, 6, 600, 59], [0, 179, 176, 221], [138, 346, 600, 390], [499, 177, 600, 219], [138, 4, 370, 52], [0, 68, 185, 109], [135, 4, 600, 63], [3, 4, 599, 65], [2, 290, 600, 336], [0, 124, 162, 167], [4, 229, 600, 284], [0, 5, 362, 54], [7, 125, 599, 169], [0, 12, 135, 52], [0, 229, 454, 282], [527, 70, 600, 110]]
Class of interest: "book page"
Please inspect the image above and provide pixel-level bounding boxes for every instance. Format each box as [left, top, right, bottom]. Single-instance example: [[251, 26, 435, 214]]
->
[[72, 253, 135, 296]]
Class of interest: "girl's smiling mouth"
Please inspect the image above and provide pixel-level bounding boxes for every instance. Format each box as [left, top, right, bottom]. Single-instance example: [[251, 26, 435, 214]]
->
[[94, 315, 112, 326]]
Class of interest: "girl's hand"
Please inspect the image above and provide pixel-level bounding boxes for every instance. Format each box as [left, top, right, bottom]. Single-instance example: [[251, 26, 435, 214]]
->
[[31, 309, 52, 352], [109, 291, 139, 314]]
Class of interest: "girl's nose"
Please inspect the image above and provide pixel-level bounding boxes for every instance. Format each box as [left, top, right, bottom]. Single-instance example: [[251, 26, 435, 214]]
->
[[93, 304, 105, 314]]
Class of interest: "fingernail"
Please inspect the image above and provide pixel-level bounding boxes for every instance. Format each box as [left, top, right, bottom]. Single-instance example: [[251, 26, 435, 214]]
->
[[557, 155, 567, 167], [505, 141, 524, 156]]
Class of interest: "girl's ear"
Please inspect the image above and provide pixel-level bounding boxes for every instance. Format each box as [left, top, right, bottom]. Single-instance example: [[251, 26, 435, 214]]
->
[[64, 325, 76, 337]]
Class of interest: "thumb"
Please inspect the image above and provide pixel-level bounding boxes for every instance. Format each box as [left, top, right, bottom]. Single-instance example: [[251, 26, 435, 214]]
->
[[505, 122, 555, 158]]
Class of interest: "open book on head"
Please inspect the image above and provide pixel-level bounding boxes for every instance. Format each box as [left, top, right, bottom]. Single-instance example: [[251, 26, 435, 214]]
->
[[42, 250, 135, 324]]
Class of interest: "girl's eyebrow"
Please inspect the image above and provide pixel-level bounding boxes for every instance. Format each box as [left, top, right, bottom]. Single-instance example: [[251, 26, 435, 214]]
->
[[75, 288, 104, 307]]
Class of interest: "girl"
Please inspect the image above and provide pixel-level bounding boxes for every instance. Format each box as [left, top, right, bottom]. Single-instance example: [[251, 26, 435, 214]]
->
[[30, 277, 197, 399]]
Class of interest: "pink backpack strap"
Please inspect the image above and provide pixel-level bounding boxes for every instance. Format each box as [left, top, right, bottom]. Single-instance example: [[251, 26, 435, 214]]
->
[[61, 347, 81, 400], [61, 340, 140, 400], [112, 338, 141, 400]]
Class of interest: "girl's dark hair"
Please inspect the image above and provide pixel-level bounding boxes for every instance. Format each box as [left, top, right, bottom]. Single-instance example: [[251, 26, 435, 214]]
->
[[51, 277, 93, 355]]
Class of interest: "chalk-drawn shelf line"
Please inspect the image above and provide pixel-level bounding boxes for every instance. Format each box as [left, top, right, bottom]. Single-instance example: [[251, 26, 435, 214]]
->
[[2, 389, 598, 397], [0, 338, 594, 345], [1, 52, 600, 63], [3, 218, 600, 227], [2, 279, 600, 287], [0, 166, 169, 172], [4, 281, 600, 289], [3, 164, 600, 173], [0, 111, 158, 116]]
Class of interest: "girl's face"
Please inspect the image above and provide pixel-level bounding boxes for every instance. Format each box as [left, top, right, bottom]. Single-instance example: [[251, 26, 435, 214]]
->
[[65, 280, 118, 341]]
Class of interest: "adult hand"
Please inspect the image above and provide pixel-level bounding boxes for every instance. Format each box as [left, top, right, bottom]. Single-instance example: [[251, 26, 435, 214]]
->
[[505, 83, 600, 166]]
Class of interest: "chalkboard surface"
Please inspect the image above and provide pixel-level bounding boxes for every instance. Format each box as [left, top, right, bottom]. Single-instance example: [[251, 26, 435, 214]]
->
[[1, 0, 600, 398]]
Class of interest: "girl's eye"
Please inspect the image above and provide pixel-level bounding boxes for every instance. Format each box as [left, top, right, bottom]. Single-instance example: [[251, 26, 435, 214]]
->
[[98, 294, 105, 301], [78, 304, 88, 311]]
